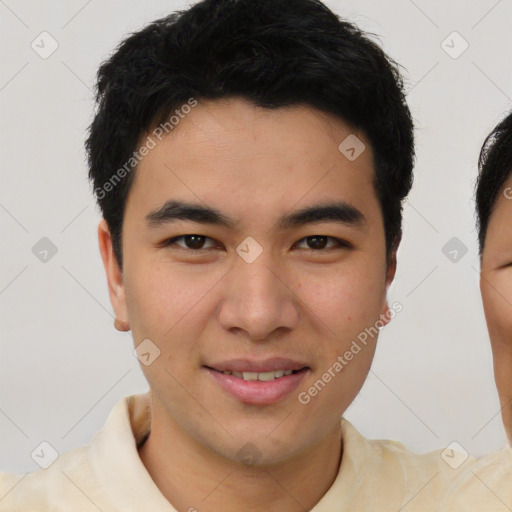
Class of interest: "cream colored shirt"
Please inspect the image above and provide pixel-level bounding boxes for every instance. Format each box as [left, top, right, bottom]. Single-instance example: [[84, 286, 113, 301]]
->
[[1, 392, 510, 511]]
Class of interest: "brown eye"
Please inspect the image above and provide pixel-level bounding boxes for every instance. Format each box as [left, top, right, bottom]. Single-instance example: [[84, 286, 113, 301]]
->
[[162, 235, 217, 250], [295, 236, 350, 250], [306, 235, 328, 249], [182, 235, 207, 249]]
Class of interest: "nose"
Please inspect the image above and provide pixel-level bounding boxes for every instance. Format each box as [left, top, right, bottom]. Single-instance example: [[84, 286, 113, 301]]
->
[[217, 251, 300, 341]]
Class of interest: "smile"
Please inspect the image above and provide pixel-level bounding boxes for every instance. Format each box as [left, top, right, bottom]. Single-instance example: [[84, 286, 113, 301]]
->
[[213, 368, 302, 381], [205, 366, 309, 404]]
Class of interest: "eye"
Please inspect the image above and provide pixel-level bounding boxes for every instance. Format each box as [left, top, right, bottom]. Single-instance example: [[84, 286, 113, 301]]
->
[[160, 234, 351, 252], [294, 235, 351, 251], [161, 234, 219, 251]]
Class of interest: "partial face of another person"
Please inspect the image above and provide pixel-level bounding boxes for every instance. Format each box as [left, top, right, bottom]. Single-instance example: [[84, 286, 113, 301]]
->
[[100, 98, 396, 466], [480, 175, 512, 442]]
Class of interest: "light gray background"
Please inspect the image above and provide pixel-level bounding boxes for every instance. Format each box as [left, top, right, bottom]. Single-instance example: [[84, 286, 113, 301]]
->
[[1, 0, 511, 474]]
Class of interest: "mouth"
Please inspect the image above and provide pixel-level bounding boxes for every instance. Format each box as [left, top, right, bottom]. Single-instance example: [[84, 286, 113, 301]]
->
[[203, 362, 310, 405], [206, 367, 308, 381]]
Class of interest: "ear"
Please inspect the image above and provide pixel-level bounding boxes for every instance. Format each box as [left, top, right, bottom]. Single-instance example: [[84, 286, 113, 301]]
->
[[378, 240, 399, 328], [98, 219, 130, 331]]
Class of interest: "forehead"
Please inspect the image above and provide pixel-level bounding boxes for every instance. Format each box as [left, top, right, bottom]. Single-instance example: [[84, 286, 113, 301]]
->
[[125, 98, 381, 229]]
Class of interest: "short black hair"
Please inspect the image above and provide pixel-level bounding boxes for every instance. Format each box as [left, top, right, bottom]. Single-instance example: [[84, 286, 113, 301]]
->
[[86, 0, 414, 270], [476, 110, 512, 253]]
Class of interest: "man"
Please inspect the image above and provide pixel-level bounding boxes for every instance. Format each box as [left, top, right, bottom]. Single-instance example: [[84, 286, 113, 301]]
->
[[0, 0, 510, 510], [437, 111, 512, 510], [476, 111, 512, 444]]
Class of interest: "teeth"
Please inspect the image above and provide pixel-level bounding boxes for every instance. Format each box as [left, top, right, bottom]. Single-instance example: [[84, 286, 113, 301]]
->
[[221, 369, 298, 380], [256, 371, 276, 381], [242, 372, 259, 380]]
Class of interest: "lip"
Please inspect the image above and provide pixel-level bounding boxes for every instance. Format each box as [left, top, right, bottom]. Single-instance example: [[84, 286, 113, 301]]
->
[[206, 357, 310, 373], [204, 366, 309, 405]]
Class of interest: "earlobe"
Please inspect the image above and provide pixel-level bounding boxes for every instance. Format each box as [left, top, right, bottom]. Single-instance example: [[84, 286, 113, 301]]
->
[[114, 318, 130, 332], [97, 219, 130, 331]]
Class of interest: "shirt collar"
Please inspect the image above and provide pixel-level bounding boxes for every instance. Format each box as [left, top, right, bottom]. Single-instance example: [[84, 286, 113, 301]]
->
[[89, 392, 361, 511]]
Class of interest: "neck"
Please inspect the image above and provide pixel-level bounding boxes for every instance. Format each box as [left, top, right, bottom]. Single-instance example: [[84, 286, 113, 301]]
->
[[138, 398, 343, 512]]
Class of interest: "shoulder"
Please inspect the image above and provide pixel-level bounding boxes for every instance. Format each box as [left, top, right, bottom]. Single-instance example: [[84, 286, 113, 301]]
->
[[0, 393, 141, 511], [341, 418, 473, 475], [440, 446, 512, 510], [0, 444, 108, 511], [340, 419, 481, 502], [341, 419, 511, 509]]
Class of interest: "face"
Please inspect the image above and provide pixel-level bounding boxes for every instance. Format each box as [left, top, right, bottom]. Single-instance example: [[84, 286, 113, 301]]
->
[[480, 174, 512, 441], [99, 98, 395, 465]]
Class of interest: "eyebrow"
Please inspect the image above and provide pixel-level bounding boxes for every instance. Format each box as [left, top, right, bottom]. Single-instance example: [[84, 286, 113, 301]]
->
[[145, 200, 365, 230]]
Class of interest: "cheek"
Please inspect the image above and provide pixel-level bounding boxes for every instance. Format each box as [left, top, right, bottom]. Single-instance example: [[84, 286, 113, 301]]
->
[[306, 260, 386, 311], [297, 264, 387, 340], [124, 258, 222, 343], [482, 271, 512, 347]]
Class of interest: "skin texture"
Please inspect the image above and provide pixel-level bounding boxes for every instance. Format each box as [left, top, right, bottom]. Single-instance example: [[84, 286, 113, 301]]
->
[[480, 174, 512, 445], [98, 98, 396, 511]]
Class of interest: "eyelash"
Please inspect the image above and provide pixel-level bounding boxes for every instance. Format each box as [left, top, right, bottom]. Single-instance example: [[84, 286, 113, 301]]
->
[[160, 234, 352, 252]]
